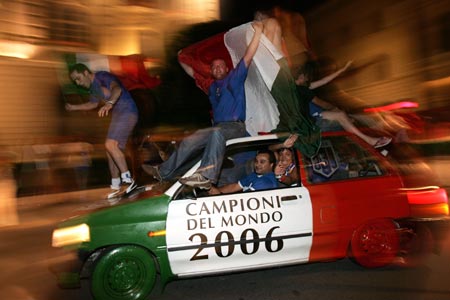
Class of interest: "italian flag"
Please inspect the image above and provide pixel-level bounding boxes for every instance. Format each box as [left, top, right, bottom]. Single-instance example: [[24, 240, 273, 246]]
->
[[178, 22, 321, 157], [62, 52, 161, 92]]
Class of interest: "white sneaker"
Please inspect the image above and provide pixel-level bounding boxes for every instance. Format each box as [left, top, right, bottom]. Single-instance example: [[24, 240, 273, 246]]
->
[[122, 178, 137, 194]]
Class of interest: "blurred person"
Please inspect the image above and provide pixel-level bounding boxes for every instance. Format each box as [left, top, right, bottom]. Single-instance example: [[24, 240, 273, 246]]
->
[[311, 56, 415, 142], [209, 149, 278, 195], [142, 21, 264, 189], [296, 61, 392, 148], [66, 63, 138, 196], [271, 5, 316, 73], [254, 10, 285, 57], [249, 15, 322, 157]]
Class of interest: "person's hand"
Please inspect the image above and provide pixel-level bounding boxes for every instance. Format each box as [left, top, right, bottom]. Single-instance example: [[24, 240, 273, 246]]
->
[[283, 134, 298, 148], [252, 20, 263, 33], [274, 163, 285, 176], [65, 103, 74, 111], [98, 103, 112, 117]]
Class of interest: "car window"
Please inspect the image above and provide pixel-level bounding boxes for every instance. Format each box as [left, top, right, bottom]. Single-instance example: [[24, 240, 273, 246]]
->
[[173, 139, 300, 200], [304, 135, 386, 184]]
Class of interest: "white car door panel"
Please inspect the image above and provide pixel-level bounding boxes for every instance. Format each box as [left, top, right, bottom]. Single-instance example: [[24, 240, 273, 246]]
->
[[166, 186, 313, 276]]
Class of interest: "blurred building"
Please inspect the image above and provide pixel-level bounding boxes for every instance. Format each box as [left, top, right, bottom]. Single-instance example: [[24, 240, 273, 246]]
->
[[304, 0, 450, 111], [0, 0, 220, 194], [1, 0, 449, 194], [0, 0, 219, 149]]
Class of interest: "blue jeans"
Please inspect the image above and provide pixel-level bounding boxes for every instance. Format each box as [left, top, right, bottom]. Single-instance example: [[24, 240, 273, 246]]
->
[[158, 121, 246, 183]]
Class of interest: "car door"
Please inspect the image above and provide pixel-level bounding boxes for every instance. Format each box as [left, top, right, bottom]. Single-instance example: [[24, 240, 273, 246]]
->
[[166, 185, 313, 276], [300, 133, 409, 261]]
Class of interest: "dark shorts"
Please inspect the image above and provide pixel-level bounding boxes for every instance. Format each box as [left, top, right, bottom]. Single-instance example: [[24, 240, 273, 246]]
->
[[107, 112, 138, 149], [309, 102, 323, 117]]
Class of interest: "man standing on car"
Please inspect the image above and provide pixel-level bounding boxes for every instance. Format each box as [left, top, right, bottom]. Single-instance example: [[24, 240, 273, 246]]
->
[[66, 63, 138, 196], [142, 21, 264, 189]]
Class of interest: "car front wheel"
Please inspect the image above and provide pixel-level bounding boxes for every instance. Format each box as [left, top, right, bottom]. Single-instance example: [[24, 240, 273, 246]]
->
[[90, 245, 157, 300]]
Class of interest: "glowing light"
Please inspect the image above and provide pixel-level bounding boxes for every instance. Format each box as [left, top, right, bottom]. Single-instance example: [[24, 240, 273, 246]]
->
[[404, 187, 449, 217], [148, 230, 166, 237], [0, 40, 36, 59], [52, 224, 90, 247], [404, 187, 448, 205], [409, 203, 449, 217], [363, 101, 419, 113]]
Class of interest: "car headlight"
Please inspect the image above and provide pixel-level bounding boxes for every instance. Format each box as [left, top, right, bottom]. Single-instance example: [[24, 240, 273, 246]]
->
[[52, 223, 90, 247]]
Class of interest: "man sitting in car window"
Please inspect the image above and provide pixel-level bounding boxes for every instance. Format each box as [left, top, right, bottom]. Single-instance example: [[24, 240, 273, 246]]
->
[[208, 149, 278, 195]]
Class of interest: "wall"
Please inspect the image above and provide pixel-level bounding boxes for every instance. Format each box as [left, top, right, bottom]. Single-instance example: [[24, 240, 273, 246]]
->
[[304, 0, 450, 110]]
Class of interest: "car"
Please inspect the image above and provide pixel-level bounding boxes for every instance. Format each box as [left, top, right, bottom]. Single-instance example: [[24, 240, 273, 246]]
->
[[50, 131, 449, 300]]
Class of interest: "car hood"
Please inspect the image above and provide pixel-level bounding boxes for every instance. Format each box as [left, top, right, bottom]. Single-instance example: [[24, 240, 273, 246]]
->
[[56, 182, 173, 230]]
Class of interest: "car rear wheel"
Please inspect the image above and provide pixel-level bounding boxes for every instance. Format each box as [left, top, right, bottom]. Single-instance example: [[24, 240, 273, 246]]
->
[[90, 245, 157, 300], [349, 218, 400, 268]]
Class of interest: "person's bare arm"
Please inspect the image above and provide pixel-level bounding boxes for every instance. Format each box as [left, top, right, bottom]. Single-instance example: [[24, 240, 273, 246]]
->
[[269, 134, 299, 152], [309, 61, 352, 90], [242, 21, 263, 68], [209, 183, 243, 195], [65, 101, 98, 111]]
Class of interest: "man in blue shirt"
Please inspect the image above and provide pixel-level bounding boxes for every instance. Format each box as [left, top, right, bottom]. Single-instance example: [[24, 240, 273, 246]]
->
[[143, 21, 264, 189], [208, 149, 278, 194], [66, 64, 138, 195]]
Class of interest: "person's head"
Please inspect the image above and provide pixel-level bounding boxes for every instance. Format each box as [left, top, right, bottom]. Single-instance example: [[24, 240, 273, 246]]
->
[[69, 63, 93, 89], [277, 148, 294, 166], [295, 61, 317, 87], [254, 149, 276, 175], [210, 59, 229, 80], [254, 10, 272, 21]]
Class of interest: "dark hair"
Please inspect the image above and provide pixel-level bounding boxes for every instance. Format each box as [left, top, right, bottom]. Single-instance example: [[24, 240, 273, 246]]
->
[[295, 60, 318, 85], [68, 63, 92, 75], [278, 147, 294, 155], [256, 149, 276, 165]]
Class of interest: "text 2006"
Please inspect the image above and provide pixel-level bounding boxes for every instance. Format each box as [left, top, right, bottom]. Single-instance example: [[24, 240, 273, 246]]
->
[[189, 226, 283, 260]]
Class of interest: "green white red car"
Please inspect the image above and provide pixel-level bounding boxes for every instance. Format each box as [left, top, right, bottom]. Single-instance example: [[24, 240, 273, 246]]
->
[[51, 132, 449, 300]]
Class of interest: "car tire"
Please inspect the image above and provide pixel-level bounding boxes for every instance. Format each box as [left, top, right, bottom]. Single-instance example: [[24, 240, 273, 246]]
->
[[90, 245, 157, 300], [349, 218, 400, 268]]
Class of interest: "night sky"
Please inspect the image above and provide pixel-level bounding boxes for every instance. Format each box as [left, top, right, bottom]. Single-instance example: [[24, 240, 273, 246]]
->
[[220, 0, 326, 23]]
